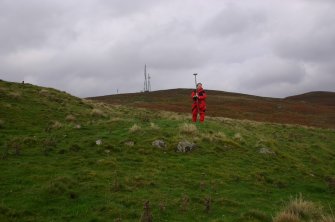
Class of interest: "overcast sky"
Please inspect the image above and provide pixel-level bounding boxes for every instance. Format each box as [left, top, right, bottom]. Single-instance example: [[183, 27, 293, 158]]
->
[[1, 0, 335, 98]]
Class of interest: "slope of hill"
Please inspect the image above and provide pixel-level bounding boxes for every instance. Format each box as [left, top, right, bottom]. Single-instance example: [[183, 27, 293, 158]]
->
[[285, 91, 335, 106], [89, 89, 335, 129], [1, 80, 335, 221]]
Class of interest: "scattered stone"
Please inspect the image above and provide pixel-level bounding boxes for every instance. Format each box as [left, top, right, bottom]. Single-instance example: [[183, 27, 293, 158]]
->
[[152, 140, 166, 149], [125, 141, 134, 147], [96, 139, 102, 146], [259, 147, 275, 155], [104, 149, 111, 154], [176, 140, 196, 153], [74, 124, 81, 129]]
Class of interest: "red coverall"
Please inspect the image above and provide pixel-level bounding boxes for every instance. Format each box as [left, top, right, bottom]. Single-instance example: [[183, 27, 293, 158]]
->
[[191, 87, 207, 122]]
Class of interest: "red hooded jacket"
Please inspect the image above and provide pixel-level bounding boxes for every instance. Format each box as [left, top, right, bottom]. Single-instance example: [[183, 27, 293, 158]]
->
[[191, 87, 207, 111]]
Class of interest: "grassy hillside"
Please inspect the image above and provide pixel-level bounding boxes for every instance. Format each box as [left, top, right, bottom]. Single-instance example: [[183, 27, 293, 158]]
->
[[89, 89, 335, 129], [1, 80, 335, 222]]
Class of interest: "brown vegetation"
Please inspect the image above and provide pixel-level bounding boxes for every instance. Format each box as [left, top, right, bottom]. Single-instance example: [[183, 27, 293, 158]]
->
[[273, 196, 335, 222], [89, 89, 335, 128]]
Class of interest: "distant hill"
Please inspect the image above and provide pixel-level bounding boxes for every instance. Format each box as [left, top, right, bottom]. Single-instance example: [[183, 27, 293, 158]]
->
[[285, 91, 335, 106], [89, 89, 335, 129]]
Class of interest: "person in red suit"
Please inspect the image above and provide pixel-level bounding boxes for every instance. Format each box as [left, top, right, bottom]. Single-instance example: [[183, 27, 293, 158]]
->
[[191, 83, 207, 122]]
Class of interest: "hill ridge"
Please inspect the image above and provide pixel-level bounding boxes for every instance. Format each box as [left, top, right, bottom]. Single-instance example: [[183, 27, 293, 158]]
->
[[285, 91, 335, 106], [90, 88, 335, 101], [89, 88, 335, 129]]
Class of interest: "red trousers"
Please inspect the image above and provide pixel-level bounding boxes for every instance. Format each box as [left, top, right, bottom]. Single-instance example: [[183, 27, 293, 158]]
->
[[192, 107, 205, 122]]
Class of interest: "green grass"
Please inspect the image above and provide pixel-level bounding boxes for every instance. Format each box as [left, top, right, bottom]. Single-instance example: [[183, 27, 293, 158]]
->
[[0, 80, 334, 221]]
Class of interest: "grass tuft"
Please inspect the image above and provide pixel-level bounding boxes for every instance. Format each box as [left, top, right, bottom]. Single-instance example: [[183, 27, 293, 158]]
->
[[150, 122, 160, 130], [233, 133, 243, 142], [273, 211, 300, 222], [8, 91, 21, 99], [129, 124, 141, 133], [159, 111, 186, 121], [51, 120, 63, 129], [65, 114, 76, 122], [287, 196, 322, 219], [39, 89, 49, 96], [201, 131, 227, 142], [91, 108, 106, 117], [273, 195, 333, 222], [179, 123, 197, 135]]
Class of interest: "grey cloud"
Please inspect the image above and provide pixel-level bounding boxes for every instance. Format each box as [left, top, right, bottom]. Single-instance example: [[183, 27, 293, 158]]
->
[[202, 2, 267, 39], [237, 57, 307, 89], [273, 12, 335, 62], [275, 34, 335, 62], [0, 1, 71, 54], [97, 0, 162, 17], [0, 0, 334, 98], [140, 34, 206, 70]]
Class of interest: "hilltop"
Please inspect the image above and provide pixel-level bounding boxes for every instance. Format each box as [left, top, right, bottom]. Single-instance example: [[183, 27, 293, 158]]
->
[[0, 80, 335, 221], [89, 89, 335, 129], [285, 91, 335, 106]]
